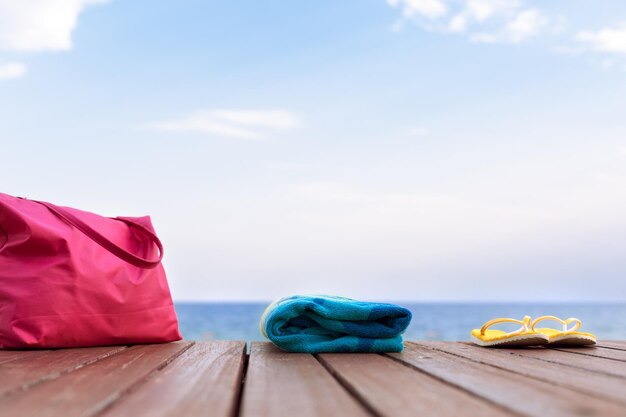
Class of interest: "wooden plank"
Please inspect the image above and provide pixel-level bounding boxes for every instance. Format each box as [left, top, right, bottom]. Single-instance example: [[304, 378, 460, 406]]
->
[[498, 345, 626, 379], [388, 343, 626, 417], [0, 350, 53, 365], [239, 342, 371, 417], [598, 341, 626, 350], [0, 346, 127, 397], [418, 342, 626, 404], [318, 352, 514, 417], [99, 341, 246, 417], [0, 342, 192, 417], [554, 346, 626, 362]]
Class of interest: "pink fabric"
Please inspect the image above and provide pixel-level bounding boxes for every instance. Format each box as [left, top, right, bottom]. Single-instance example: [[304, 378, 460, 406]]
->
[[0, 192, 181, 348]]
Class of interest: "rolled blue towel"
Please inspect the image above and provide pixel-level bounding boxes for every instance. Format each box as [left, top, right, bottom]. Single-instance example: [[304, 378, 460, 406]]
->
[[260, 295, 412, 353]]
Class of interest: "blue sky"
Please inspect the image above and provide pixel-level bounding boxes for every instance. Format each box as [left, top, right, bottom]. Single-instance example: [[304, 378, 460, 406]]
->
[[2, 0, 626, 301]]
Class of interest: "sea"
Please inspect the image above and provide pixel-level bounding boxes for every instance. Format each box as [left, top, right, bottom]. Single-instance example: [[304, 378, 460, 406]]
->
[[174, 302, 626, 342]]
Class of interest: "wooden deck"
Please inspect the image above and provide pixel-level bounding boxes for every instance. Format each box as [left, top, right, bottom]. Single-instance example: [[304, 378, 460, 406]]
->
[[1, 341, 625, 417]]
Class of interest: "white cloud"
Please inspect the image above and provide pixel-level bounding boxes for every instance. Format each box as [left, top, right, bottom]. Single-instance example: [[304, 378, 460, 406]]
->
[[448, 0, 521, 35], [504, 9, 545, 42], [208, 110, 301, 130], [448, 14, 467, 32], [389, 0, 626, 64], [0, 0, 108, 52], [0, 61, 26, 80], [387, 0, 448, 20], [463, 0, 520, 24], [388, 0, 547, 44], [472, 8, 546, 43], [576, 25, 626, 55], [146, 109, 303, 140]]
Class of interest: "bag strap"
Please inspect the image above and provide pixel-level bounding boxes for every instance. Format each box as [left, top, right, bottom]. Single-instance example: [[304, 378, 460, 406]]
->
[[35, 200, 164, 269]]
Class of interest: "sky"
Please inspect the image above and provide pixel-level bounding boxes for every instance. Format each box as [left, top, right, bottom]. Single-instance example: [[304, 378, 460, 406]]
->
[[1, 0, 626, 302]]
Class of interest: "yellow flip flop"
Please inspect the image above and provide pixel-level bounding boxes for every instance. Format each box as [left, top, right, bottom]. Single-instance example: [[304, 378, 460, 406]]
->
[[531, 316, 596, 346], [471, 315, 549, 347]]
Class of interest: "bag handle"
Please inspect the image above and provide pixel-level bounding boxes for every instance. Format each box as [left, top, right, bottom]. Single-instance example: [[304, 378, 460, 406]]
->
[[35, 200, 164, 269]]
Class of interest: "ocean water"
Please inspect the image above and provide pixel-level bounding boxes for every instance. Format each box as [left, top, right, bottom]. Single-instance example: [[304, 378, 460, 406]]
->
[[174, 302, 626, 342]]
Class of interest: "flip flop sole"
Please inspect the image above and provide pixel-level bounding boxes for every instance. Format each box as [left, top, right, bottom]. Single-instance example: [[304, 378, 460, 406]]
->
[[471, 334, 549, 348], [547, 334, 597, 346]]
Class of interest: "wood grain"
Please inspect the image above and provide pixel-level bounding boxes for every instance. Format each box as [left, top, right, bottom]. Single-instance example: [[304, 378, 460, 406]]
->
[[239, 342, 371, 417], [499, 345, 626, 379], [99, 341, 246, 417], [318, 352, 514, 417], [598, 341, 626, 350], [419, 342, 626, 404], [388, 342, 626, 417], [3, 340, 626, 417], [0, 342, 192, 417], [0, 350, 52, 366], [554, 346, 626, 362], [0, 345, 126, 397]]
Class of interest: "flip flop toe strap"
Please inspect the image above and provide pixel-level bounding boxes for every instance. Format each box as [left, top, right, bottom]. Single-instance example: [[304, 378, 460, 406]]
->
[[531, 316, 581, 333], [480, 315, 532, 336]]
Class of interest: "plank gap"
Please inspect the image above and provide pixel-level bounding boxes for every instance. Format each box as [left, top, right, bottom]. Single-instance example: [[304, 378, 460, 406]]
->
[[456, 342, 626, 379], [239, 342, 371, 417], [551, 347, 626, 364], [411, 342, 626, 407], [314, 354, 385, 417], [232, 346, 250, 417], [597, 341, 626, 351], [384, 347, 527, 417], [0, 345, 129, 398], [390, 342, 626, 417], [88, 341, 196, 417]]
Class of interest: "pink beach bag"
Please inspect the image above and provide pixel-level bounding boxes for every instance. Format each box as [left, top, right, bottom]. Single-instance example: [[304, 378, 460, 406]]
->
[[0, 192, 181, 348]]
